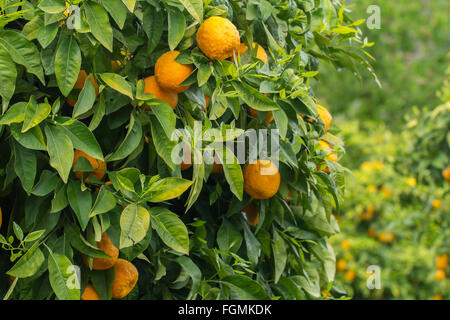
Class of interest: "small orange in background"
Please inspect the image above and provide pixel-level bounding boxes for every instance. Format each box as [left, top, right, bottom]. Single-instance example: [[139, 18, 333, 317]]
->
[[249, 107, 274, 123], [242, 202, 259, 226], [155, 51, 193, 93], [442, 166, 450, 182], [317, 104, 332, 132], [111, 259, 139, 299], [82, 232, 119, 270], [81, 284, 101, 300], [143, 75, 178, 109], [318, 140, 337, 173], [66, 70, 99, 107], [379, 187, 392, 198], [435, 269, 445, 281], [72, 150, 106, 183], [336, 259, 346, 272], [367, 228, 376, 238], [436, 254, 448, 270], [360, 204, 375, 221], [344, 269, 356, 282], [432, 294, 443, 300], [431, 199, 441, 210], [340, 240, 351, 250], [232, 42, 268, 63], [202, 95, 210, 111], [378, 231, 395, 243], [243, 160, 280, 199]]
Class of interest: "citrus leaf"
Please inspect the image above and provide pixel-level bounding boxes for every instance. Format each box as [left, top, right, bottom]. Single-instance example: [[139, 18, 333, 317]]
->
[[167, 6, 185, 51], [89, 186, 117, 217], [143, 177, 193, 202], [47, 248, 81, 300], [22, 96, 51, 133], [0, 46, 16, 111], [107, 113, 142, 161], [45, 124, 74, 183], [119, 204, 150, 248], [54, 36, 81, 97], [232, 81, 279, 111], [6, 241, 44, 278], [84, 1, 113, 52], [221, 275, 270, 300], [100, 73, 133, 100]]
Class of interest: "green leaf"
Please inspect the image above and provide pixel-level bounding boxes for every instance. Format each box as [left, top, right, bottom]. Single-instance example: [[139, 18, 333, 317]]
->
[[215, 147, 243, 200], [55, 36, 81, 97], [177, 0, 203, 22], [51, 181, 69, 213], [175, 256, 201, 300], [13, 141, 37, 193], [107, 113, 142, 161], [119, 204, 150, 249], [38, 0, 67, 14], [242, 221, 261, 266], [0, 102, 26, 125], [121, 0, 136, 12], [0, 29, 45, 84], [45, 124, 74, 183], [150, 207, 189, 255], [151, 100, 176, 138], [22, 97, 51, 133], [149, 116, 177, 171], [88, 94, 106, 131], [144, 177, 192, 202], [37, 22, 59, 49], [11, 123, 46, 151], [31, 170, 59, 196], [197, 63, 212, 86], [272, 229, 287, 283], [102, 0, 127, 29], [47, 249, 81, 300], [142, 5, 163, 53], [72, 75, 97, 118], [57, 117, 104, 161], [23, 15, 44, 41], [273, 108, 288, 139], [167, 6, 185, 51], [100, 73, 133, 100], [84, 1, 114, 52], [217, 219, 242, 253], [221, 275, 270, 300], [6, 241, 45, 278], [232, 81, 279, 111], [65, 223, 110, 258], [67, 180, 92, 231], [89, 186, 117, 217], [0, 46, 17, 111]]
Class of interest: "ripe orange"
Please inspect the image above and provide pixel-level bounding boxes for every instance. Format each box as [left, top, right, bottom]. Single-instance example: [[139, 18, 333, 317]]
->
[[435, 269, 445, 281], [436, 254, 448, 270], [111, 259, 139, 299], [431, 199, 441, 210], [196, 16, 240, 60], [154, 51, 193, 93], [367, 228, 376, 238], [243, 160, 280, 199], [143, 75, 178, 109], [344, 270, 356, 282], [442, 166, 450, 182], [249, 108, 274, 123], [317, 104, 332, 132], [318, 140, 337, 173], [360, 204, 375, 221], [232, 42, 268, 63], [378, 231, 395, 243], [341, 240, 351, 250], [82, 232, 119, 270], [72, 150, 106, 183], [242, 202, 259, 226], [336, 259, 346, 272], [67, 70, 99, 107], [81, 284, 101, 300]]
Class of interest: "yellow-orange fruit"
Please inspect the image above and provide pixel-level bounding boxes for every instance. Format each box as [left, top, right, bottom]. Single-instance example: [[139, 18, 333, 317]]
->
[[367, 228, 376, 238], [341, 240, 351, 250], [232, 42, 268, 63], [431, 199, 441, 210], [72, 150, 106, 183], [81, 284, 101, 300], [111, 259, 139, 299], [317, 104, 332, 132], [242, 202, 259, 226], [436, 254, 448, 270], [433, 294, 443, 300], [143, 76, 178, 109], [154, 51, 193, 93], [82, 232, 119, 270], [442, 166, 450, 182], [336, 259, 346, 272], [344, 270, 356, 281], [243, 160, 280, 199], [435, 269, 445, 281], [249, 108, 274, 123], [66, 70, 99, 107], [378, 231, 395, 243], [318, 140, 337, 173], [196, 16, 240, 60], [360, 204, 374, 221]]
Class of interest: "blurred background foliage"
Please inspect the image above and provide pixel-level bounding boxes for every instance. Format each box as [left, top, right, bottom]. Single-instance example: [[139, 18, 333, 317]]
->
[[313, 0, 449, 300]]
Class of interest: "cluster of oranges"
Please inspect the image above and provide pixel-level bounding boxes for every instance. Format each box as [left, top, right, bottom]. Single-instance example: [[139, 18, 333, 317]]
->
[[434, 253, 448, 282], [337, 240, 356, 282], [81, 232, 139, 300]]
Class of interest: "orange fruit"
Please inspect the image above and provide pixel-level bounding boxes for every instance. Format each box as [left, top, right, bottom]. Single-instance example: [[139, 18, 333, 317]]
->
[[72, 150, 106, 183], [378, 231, 395, 243], [336, 259, 346, 272], [431, 199, 441, 210], [436, 254, 448, 270], [243, 160, 280, 199], [344, 270, 356, 282], [367, 228, 376, 238], [180, 143, 192, 171], [81, 284, 101, 300], [249, 107, 274, 123], [318, 140, 337, 173], [317, 104, 332, 132], [435, 269, 445, 281], [210, 153, 223, 174], [196, 16, 240, 60], [82, 232, 119, 270], [242, 202, 259, 226], [433, 294, 443, 300], [154, 51, 193, 93], [202, 95, 210, 111], [231, 42, 268, 63], [66, 70, 99, 107], [143, 75, 178, 109], [341, 240, 351, 250], [442, 166, 450, 182], [111, 259, 139, 299], [360, 205, 374, 221]]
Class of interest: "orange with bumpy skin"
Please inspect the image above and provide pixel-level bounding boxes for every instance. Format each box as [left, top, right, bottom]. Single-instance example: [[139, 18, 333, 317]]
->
[[435, 269, 445, 281], [155, 51, 193, 93], [318, 140, 337, 173], [143, 76, 178, 109], [249, 108, 274, 123], [436, 254, 448, 270], [442, 166, 450, 182], [82, 232, 119, 270], [111, 259, 139, 299], [73, 150, 107, 183], [317, 104, 332, 132], [67, 70, 99, 107], [196, 16, 240, 60], [243, 160, 280, 199], [82, 284, 101, 300], [242, 202, 259, 226], [232, 42, 268, 63]]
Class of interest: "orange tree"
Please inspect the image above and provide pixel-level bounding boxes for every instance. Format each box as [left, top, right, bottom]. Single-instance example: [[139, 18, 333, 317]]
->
[[0, 0, 372, 300]]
